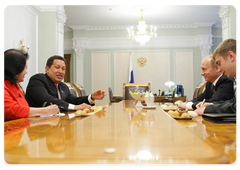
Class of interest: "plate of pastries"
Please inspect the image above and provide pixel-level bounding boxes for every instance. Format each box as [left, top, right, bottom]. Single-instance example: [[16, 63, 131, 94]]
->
[[75, 106, 103, 117], [159, 104, 178, 111], [167, 109, 198, 120], [160, 105, 198, 119]]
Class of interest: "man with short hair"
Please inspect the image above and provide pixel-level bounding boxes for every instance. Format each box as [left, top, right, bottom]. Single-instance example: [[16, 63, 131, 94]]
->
[[178, 54, 234, 110], [25, 55, 105, 111], [195, 38, 236, 114]]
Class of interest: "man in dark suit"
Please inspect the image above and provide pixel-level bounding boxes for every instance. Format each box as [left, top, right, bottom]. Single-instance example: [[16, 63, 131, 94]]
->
[[178, 54, 234, 110], [195, 38, 236, 114], [25, 55, 105, 111]]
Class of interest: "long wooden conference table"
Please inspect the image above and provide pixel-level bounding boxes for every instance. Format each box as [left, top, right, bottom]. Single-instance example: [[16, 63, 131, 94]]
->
[[4, 100, 236, 164]]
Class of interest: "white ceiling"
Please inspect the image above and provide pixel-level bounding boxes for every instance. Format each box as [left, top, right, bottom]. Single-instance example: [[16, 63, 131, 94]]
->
[[64, 5, 221, 29]]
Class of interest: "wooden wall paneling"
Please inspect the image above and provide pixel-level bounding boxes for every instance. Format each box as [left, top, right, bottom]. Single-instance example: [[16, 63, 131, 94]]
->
[[174, 50, 194, 101], [92, 52, 110, 106]]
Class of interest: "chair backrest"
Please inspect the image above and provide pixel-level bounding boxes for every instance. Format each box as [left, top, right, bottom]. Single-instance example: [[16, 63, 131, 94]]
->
[[192, 82, 207, 99], [80, 88, 86, 96], [109, 87, 113, 100], [63, 82, 78, 97], [18, 83, 25, 97], [71, 83, 86, 97], [123, 83, 150, 100], [171, 86, 176, 99]]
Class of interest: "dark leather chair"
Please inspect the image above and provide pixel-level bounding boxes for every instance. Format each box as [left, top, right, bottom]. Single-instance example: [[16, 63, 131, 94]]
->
[[192, 82, 206, 99], [109, 87, 123, 103], [63, 82, 78, 97], [71, 83, 86, 97], [123, 83, 150, 100]]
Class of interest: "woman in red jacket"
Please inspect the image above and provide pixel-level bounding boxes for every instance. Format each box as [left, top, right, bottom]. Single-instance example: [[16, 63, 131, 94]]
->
[[4, 49, 59, 121]]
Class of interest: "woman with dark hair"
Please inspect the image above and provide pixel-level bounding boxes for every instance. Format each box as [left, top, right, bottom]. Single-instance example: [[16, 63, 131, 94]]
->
[[4, 49, 59, 121]]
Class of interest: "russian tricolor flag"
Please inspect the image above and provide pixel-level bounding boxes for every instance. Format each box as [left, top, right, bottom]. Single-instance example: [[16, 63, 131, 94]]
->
[[129, 54, 134, 83]]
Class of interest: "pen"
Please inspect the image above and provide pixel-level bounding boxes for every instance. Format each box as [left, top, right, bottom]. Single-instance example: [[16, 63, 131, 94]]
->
[[200, 99, 206, 107]]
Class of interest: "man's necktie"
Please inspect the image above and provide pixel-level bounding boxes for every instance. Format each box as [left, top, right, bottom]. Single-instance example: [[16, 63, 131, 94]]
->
[[234, 77, 237, 99], [212, 84, 216, 95], [55, 84, 61, 99]]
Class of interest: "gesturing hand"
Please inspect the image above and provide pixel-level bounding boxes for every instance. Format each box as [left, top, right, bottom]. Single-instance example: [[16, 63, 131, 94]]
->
[[92, 90, 106, 100], [196, 102, 213, 108], [194, 107, 206, 115]]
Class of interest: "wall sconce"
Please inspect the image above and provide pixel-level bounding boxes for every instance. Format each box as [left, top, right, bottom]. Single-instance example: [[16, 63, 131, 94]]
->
[[20, 39, 29, 53]]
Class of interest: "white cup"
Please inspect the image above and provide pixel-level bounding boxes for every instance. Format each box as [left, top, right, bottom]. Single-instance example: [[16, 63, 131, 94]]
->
[[145, 95, 154, 106]]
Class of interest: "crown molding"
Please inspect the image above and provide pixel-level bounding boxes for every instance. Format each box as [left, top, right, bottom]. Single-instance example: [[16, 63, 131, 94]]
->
[[64, 35, 217, 50], [212, 22, 222, 27], [68, 23, 219, 31], [32, 5, 58, 12], [69, 25, 91, 30], [64, 26, 73, 31], [69, 25, 127, 30], [21, 6, 38, 16], [68, 22, 223, 31], [158, 24, 197, 28], [194, 22, 216, 27]]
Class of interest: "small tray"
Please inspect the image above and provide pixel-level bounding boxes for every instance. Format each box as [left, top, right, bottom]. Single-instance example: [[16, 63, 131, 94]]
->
[[142, 106, 157, 109], [160, 105, 178, 111], [161, 108, 178, 111], [75, 112, 95, 117], [75, 106, 103, 117], [172, 116, 192, 120]]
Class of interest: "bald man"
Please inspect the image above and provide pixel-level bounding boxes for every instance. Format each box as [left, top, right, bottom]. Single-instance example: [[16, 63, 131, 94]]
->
[[195, 38, 236, 114], [178, 54, 234, 110]]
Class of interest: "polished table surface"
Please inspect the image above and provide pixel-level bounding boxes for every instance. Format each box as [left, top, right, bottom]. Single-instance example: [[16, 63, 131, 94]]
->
[[4, 100, 236, 164]]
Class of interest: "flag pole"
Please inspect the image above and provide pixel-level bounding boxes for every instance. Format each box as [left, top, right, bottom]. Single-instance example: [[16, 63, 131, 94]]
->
[[129, 52, 134, 83]]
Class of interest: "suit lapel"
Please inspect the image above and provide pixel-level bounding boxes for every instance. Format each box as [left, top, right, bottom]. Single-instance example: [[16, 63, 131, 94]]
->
[[45, 74, 59, 98], [58, 83, 65, 100]]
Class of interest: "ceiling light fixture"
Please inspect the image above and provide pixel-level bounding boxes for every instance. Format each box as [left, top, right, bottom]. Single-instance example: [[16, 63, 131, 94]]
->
[[127, 9, 157, 46]]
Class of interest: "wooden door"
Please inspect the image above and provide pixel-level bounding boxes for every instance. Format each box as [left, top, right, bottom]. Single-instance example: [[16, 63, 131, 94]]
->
[[64, 54, 71, 82]]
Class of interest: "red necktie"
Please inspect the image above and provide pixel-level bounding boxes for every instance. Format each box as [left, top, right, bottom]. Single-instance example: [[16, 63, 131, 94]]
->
[[55, 84, 61, 99]]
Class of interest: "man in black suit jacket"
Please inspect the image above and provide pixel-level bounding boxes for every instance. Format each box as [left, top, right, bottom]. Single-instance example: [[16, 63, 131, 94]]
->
[[25, 55, 105, 111], [195, 39, 236, 114], [178, 55, 234, 110]]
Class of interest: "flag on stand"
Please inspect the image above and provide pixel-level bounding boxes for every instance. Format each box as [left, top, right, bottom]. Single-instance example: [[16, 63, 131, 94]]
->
[[129, 53, 134, 83]]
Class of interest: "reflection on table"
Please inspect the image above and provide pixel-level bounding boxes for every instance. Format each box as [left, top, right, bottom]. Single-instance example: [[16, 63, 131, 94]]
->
[[154, 96, 187, 103], [4, 100, 235, 164], [177, 116, 236, 163]]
